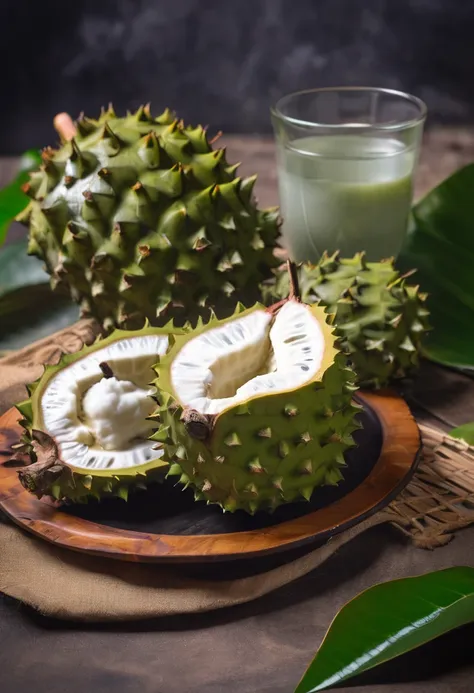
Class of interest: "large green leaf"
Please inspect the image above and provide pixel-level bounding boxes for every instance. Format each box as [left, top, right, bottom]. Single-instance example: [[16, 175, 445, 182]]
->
[[0, 239, 79, 350], [0, 239, 50, 305], [0, 297, 79, 351], [398, 164, 474, 369], [449, 423, 474, 445], [0, 149, 41, 246], [295, 566, 474, 692]]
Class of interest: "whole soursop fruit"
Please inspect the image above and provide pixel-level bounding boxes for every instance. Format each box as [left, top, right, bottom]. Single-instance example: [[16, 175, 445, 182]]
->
[[13, 325, 178, 502], [150, 292, 361, 515], [267, 252, 430, 389], [17, 105, 281, 332]]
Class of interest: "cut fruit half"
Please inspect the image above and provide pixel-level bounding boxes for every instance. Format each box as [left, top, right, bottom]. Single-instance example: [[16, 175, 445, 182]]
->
[[170, 300, 330, 414], [267, 252, 430, 388], [15, 326, 175, 502], [153, 296, 361, 514]]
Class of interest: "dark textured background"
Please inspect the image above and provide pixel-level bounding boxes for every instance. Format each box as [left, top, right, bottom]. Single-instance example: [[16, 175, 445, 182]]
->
[[0, 0, 472, 151]]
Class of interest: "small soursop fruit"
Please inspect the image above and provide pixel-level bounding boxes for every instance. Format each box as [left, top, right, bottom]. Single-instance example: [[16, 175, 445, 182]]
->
[[17, 105, 280, 333], [267, 252, 430, 389], [151, 290, 361, 515], [13, 325, 178, 503]]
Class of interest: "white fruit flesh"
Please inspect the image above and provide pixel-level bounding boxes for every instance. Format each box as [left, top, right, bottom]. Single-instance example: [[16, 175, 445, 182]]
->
[[170, 301, 326, 415], [40, 335, 168, 470], [81, 378, 157, 451]]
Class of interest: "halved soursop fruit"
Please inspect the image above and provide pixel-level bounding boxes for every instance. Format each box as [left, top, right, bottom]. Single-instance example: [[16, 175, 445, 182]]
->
[[267, 252, 430, 389], [151, 289, 361, 514], [14, 325, 176, 503], [17, 105, 281, 333]]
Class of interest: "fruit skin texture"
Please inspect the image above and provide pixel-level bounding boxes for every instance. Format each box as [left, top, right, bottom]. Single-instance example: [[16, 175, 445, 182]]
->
[[151, 303, 361, 515], [14, 325, 174, 503], [18, 105, 281, 333], [268, 252, 431, 389]]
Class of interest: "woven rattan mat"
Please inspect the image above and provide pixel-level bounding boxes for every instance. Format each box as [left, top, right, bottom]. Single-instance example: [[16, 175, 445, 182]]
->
[[387, 424, 474, 548]]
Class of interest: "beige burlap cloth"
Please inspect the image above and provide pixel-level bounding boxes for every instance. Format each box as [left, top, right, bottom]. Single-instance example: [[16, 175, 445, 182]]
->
[[1, 320, 474, 622]]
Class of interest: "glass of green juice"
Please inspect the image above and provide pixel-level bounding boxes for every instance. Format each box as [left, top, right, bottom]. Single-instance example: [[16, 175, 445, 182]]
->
[[271, 87, 426, 262]]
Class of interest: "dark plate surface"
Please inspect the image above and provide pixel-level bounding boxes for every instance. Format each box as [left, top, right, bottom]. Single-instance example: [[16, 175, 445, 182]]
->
[[0, 390, 421, 564], [63, 401, 381, 535]]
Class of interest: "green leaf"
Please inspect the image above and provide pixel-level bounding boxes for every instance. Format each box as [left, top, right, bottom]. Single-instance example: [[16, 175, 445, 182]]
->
[[0, 239, 79, 351], [0, 149, 41, 246], [398, 164, 474, 370], [0, 290, 79, 351], [0, 238, 50, 304], [449, 423, 474, 445], [295, 566, 474, 692]]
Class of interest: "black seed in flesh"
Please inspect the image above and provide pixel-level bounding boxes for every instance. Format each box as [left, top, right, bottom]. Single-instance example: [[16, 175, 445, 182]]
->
[[99, 361, 115, 379]]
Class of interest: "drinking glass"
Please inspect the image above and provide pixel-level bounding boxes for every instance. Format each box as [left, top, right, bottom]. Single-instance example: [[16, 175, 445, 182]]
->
[[271, 87, 427, 262]]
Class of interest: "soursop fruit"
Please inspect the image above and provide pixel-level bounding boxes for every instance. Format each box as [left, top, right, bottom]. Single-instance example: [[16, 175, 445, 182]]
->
[[150, 293, 361, 515], [17, 105, 281, 332], [267, 252, 430, 389], [14, 325, 178, 502]]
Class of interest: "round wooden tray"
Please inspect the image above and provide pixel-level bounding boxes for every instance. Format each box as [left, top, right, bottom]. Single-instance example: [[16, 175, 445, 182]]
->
[[0, 390, 420, 564]]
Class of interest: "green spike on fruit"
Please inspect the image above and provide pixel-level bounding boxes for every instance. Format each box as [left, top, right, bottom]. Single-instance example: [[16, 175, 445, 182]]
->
[[299, 460, 313, 475], [224, 432, 242, 447], [266, 252, 431, 388], [299, 432, 312, 445], [272, 477, 284, 492], [19, 105, 281, 332], [248, 457, 265, 474], [151, 285, 360, 515]]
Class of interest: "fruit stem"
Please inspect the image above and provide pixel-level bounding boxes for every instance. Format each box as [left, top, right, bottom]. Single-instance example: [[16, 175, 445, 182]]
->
[[287, 259, 301, 301], [181, 408, 213, 441], [53, 112, 77, 142], [99, 361, 115, 379], [209, 130, 223, 145], [17, 430, 65, 498]]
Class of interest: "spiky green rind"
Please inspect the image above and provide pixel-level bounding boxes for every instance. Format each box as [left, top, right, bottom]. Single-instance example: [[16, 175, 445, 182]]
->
[[16, 323, 176, 503], [151, 304, 361, 515], [267, 252, 431, 389], [16, 446, 168, 504], [18, 105, 281, 333]]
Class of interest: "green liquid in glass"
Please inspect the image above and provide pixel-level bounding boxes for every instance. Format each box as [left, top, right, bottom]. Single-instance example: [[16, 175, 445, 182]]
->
[[276, 134, 415, 262]]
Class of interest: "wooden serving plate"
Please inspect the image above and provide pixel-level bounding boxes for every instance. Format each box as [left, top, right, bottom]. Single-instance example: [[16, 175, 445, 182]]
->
[[0, 390, 420, 564]]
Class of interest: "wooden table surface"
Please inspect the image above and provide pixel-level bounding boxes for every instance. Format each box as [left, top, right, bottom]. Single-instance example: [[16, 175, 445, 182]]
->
[[1, 130, 474, 693]]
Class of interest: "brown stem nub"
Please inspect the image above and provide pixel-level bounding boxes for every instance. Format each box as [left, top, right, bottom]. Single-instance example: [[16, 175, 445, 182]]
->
[[53, 112, 77, 142], [287, 259, 301, 301], [209, 130, 223, 145], [17, 430, 66, 498], [181, 408, 213, 441], [99, 361, 115, 379]]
